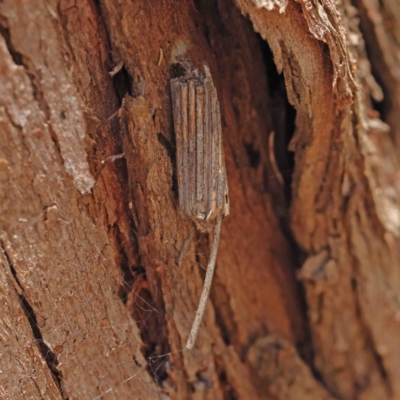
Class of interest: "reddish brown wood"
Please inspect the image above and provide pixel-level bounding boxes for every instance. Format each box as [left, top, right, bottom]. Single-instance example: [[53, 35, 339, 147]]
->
[[1, 0, 400, 399]]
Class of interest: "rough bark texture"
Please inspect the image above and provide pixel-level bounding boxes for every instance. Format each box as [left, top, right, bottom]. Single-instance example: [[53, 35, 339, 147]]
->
[[0, 0, 399, 399]]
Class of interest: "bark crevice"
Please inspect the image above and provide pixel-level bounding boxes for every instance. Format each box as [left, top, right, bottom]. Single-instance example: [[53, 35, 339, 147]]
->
[[0, 241, 65, 399]]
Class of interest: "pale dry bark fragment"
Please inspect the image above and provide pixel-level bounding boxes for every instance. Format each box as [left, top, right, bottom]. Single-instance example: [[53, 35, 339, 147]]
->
[[0, 1, 94, 194], [251, 0, 289, 13]]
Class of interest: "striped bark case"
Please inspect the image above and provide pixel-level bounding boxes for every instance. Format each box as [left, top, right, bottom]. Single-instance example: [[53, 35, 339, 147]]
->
[[170, 65, 229, 232]]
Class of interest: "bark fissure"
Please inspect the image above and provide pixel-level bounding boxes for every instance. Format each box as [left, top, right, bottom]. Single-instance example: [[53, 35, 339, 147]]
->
[[118, 102, 172, 376], [0, 15, 54, 129], [112, 205, 170, 385], [89, 79, 172, 386], [0, 20, 23, 65], [0, 241, 65, 399], [214, 355, 239, 400]]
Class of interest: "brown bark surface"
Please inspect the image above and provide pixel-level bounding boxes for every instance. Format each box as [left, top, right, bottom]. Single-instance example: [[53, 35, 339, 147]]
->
[[0, 0, 399, 399]]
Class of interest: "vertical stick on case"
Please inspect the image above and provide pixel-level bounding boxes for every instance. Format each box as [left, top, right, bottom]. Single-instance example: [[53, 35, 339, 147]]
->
[[170, 64, 229, 349]]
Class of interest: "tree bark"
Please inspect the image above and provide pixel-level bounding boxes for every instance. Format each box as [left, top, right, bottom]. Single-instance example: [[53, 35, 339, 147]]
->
[[0, 0, 399, 399]]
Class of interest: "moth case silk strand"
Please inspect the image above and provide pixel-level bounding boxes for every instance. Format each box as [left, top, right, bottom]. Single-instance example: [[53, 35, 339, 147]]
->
[[186, 215, 222, 349]]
